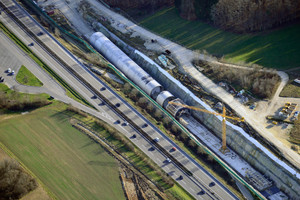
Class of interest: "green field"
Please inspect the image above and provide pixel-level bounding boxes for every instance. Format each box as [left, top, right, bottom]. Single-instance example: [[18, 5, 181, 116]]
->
[[0, 103, 125, 200], [140, 7, 300, 70], [16, 65, 43, 87]]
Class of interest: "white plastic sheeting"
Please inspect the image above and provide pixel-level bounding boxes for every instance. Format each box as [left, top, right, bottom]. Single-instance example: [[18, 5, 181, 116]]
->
[[90, 32, 162, 98], [156, 90, 174, 108]]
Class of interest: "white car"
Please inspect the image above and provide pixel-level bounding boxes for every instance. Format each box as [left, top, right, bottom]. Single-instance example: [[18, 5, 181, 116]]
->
[[7, 68, 11, 73], [294, 111, 299, 117], [166, 158, 171, 163]]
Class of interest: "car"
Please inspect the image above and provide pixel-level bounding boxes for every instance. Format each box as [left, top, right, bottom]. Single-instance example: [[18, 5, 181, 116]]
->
[[28, 42, 34, 46], [91, 95, 97, 99], [132, 134, 136, 138], [100, 87, 106, 91], [198, 190, 206, 195], [115, 120, 120, 124], [272, 121, 278, 125], [166, 158, 171, 163], [142, 123, 148, 128], [209, 182, 215, 187], [171, 147, 177, 152], [178, 175, 183, 180], [153, 137, 159, 142], [37, 32, 44, 36], [294, 111, 299, 117], [7, 68, 11, 73], [122, 122, 129, 126], [148, 146, 155, 151], [11, 70, 15, 75], [115, 103, 121, 107]]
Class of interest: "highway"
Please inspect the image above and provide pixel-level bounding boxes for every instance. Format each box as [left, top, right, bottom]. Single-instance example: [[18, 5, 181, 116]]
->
[[0, 0, 239, 199]]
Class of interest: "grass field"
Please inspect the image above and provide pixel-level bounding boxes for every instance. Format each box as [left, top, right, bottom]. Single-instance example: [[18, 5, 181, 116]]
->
[[0, 103, 125, 200], [16, 65, 43, 87], [140, 7, 300, 70]]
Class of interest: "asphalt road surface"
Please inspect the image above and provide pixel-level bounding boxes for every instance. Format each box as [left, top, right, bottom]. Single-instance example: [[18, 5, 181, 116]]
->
[[0, 1, 239, 199]]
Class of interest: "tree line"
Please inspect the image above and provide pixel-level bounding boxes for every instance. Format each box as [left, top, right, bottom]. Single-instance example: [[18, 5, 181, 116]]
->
[[176, 0, 300, 32]]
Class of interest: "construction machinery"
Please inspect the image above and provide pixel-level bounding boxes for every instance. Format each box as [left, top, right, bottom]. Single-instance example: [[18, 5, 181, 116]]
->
[[168, 101, 244, 153]]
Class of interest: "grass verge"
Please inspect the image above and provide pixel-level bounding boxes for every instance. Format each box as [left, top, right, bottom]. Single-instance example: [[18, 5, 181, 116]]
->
[[0, 21, 93, 108], [0, 102, 125, 200], [139, 7, 300, 70], [16, 65, 43, 87]]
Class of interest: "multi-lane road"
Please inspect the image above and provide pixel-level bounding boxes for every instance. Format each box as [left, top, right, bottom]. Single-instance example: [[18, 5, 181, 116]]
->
[[0, 0, 239, 199]]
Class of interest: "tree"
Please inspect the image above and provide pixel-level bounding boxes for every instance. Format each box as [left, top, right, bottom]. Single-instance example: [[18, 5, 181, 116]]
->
[[137, 97, 148, 108], [154, 109, 163, 121], [0, 159, 37, 200]]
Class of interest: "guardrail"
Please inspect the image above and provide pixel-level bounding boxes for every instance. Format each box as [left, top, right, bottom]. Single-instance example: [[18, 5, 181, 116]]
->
[[6, 1, 267, 199]]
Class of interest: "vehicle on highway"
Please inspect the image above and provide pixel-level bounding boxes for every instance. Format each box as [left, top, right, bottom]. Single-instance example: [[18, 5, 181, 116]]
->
[[209, 182, 215, 187], [115, 120, 120, 124], [171, 147, 177, 152], [115, 103, 121, 107], [28, 42, 34, 46], [122, 122, 129, 126], [132, 134, 137, 139], [142, 123, 148, 128], [100, 87, 106, 91], [178, 175, 183, 180], [198, 190, 206, 195], [153, 137, 159, 142], [166, 158, 171, 163], [37, 31, 44, 36], [91, 95, 97, 99]]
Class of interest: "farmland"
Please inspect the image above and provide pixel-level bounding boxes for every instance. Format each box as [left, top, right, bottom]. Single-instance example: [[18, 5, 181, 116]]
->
[[0, 102, 125, 200], [140, 7, 300, 70]]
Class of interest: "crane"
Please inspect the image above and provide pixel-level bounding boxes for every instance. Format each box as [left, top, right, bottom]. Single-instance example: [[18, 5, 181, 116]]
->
[[168, 101, 244, 153]]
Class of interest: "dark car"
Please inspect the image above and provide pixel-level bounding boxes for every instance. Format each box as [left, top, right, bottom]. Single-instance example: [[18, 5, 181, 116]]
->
[[115, 103, 121, 107], [28, 42, 34, 46], [100, 87, 106, 91], [37, 32, 44, 36], [209, 182, 215, 187], [115, 120, 121, 124], [142, 123, 148, 128], [132, 134, 137, 139], [178, 175, 183, 180], [198, 190, 206, 195]]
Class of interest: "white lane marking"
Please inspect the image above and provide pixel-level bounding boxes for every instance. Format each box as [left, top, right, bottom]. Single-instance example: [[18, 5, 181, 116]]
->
[[181, 181, 187, 185]]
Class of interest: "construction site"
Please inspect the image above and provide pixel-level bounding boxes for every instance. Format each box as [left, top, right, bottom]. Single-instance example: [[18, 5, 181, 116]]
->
[[25, 0, 300, 199]]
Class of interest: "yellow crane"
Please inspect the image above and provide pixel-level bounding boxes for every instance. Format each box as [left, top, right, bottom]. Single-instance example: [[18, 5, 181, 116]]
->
[[168, 101, 245, 153]]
